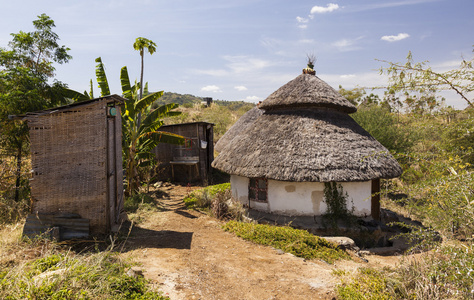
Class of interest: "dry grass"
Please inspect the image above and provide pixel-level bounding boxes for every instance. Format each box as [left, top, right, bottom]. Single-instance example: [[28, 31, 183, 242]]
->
[[0, 223, 169, 299]]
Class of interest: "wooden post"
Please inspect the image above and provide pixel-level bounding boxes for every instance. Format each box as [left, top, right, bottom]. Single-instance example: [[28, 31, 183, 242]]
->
[[371, 178, 381, 221]]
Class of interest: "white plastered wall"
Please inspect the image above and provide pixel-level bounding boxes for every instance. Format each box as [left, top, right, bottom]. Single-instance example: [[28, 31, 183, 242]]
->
[[231, 175, 372, 217]]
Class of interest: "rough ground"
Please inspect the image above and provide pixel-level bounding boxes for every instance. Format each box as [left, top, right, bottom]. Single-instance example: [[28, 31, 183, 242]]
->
[[122, 184, 402, 300]]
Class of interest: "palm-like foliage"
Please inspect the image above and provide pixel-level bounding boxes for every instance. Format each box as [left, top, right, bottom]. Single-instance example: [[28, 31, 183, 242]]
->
[[119, 66, 183, 195], [71, 57, 184, 195], [133, 37, 157, 102]]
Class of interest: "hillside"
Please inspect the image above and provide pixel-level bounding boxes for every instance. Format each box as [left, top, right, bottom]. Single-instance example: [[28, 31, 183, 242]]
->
[[157, 93, 256, 142]]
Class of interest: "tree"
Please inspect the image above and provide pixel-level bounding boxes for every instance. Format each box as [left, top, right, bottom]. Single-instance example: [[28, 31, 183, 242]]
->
[[0, 14, 71, 202], [338, 85, 366, 106], [133, 37, 156, 101], [351, 104, 414, 154], [379, 50, 474, 109]]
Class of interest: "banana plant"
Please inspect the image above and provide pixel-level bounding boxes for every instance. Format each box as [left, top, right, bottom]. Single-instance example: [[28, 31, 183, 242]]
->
[[64, 57, 185, 196], [119, 65, 184, 195]]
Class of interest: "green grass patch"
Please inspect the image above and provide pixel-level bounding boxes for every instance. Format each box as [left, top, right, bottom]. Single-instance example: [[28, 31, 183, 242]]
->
[[337, 268, 395, 300], [222, 220, 350, 263]]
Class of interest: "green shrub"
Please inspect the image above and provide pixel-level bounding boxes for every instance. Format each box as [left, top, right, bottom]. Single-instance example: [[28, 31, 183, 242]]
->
[[337, 268, 395, 300], [223, 221, 350, 263], [124, 193, 157, 213], [183, 183, 230, 209]]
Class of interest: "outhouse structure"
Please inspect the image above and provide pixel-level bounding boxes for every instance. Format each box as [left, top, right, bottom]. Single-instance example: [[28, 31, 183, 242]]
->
[[13, 95, 126, 237]]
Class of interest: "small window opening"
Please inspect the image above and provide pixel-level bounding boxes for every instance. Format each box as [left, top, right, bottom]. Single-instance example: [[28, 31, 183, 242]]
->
[[249, 177, 267, 202]]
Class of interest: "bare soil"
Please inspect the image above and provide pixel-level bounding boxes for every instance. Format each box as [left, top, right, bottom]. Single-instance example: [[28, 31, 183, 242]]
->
[[122, 184, 403, 300]]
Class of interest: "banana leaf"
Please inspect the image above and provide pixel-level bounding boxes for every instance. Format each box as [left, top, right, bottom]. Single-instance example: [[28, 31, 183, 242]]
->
[[62, 88, 90, 102], [140, 103, 180, 132], [95, 57, 110, 96], [134, 90, 164, 112]]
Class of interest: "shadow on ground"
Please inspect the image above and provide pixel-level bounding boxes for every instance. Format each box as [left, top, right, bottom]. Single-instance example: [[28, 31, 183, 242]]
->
[[118, 223, 193, 252]]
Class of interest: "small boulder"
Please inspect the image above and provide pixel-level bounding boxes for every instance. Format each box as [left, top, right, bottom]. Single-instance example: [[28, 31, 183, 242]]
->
[[322, 236, 359, 251]]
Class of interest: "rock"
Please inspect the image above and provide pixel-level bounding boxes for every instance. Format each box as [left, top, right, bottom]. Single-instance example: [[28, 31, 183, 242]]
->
[[126, 267, 144, 278], [274, 248, 285, 255], [33, 268, 66, 286], [322, 236, 359, 251]]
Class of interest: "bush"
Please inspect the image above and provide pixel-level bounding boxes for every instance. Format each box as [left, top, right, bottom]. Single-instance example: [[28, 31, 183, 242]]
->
[[337, 244, 474, 299], [124, 193, 156, 213], [351, 104, 414, 153], [183, 183, 230, 209], [391, 150, 474, 240]]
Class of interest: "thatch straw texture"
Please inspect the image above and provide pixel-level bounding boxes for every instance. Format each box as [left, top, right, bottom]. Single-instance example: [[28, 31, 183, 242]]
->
[[215, 106, 263, 153], [212, 108, 402, 182], [259, 74, 357, 113]]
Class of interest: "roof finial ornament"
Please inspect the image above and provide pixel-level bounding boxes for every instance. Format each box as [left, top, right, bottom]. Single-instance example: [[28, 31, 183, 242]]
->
[[303, 54, 316, 75]]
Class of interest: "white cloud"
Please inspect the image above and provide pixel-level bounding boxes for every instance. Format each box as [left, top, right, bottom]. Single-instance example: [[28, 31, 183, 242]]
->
[[296, 16, 309, 29], [333, 39, 352, 48], [352, 0, 439, 12], [200, 85, 222, 93], [296, 16, 308, 23], [381, 33, 410, 42], [245, 96, 261, 102], [340, 74, 356, 79], [234, 85, 248, 91], [310, 3, 340, 14]]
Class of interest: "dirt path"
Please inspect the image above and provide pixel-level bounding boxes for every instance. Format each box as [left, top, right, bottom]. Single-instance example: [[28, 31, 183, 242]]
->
[[122, 184, 402, 300]]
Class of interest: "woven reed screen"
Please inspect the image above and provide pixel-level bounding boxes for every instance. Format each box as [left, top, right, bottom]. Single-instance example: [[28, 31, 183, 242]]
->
[[28, 100, 108, 233]]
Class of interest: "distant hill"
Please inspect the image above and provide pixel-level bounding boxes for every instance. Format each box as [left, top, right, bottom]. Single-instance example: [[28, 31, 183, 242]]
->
[[152, 92, 202, 107], [152, 92, 255, 112]]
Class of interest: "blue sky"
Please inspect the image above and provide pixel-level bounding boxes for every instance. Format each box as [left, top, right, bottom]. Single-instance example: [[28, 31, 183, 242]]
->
[[1, 0, 472, 108]]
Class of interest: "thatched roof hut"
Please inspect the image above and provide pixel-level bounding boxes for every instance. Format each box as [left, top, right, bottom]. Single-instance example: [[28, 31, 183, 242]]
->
[[212, 68, 402, 220]]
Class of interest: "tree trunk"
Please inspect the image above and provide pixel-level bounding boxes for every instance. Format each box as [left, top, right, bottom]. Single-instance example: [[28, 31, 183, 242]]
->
[[14, 140, 22, 202], [137, 52, 144, 128]]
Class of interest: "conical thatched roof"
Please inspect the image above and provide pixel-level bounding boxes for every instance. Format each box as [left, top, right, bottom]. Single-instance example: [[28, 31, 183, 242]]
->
[[212, 71, 402, 182], [215, 106, 264, 153], [259, 74, 357, 113]]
